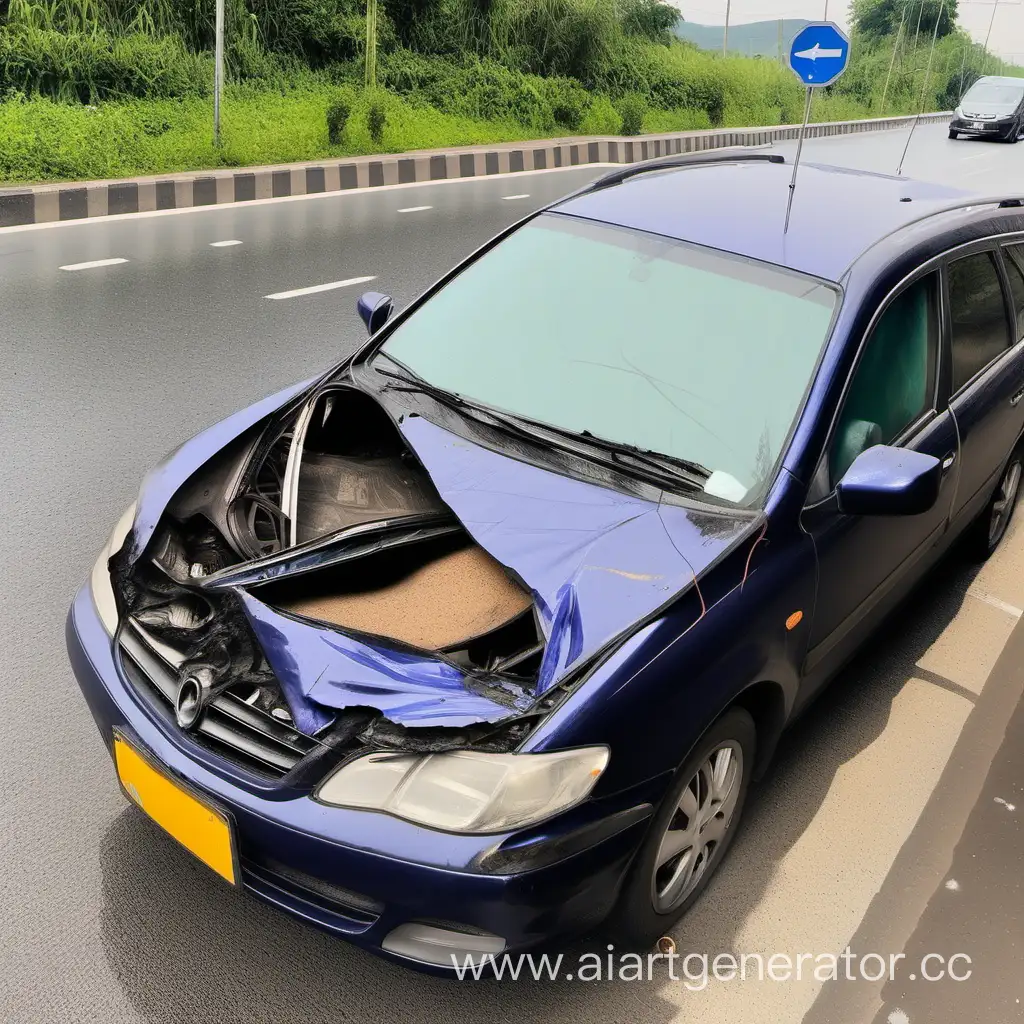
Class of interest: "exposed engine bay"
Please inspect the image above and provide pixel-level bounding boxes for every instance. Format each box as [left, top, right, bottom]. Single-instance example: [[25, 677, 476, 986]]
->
[[110, 385, 550, 776]]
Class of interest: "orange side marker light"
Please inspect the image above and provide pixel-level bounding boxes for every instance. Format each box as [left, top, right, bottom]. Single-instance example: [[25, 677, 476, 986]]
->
[[785, 610, 803, 631]]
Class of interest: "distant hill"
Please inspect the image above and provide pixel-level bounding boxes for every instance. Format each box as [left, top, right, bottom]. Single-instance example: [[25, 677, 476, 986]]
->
[[674, 19, 812, 59]]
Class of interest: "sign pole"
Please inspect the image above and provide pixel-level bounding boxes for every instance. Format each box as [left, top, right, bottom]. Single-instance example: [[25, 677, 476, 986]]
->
[[785, 87, 814, 234], [213, 0, 224, 147], [784, 22, 850, 233]]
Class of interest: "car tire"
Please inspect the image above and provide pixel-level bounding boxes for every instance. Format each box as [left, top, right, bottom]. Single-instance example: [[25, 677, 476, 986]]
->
[[603, 707, 756, 950], [966, 447, 1023, 561], [948, 129, 958, 139]]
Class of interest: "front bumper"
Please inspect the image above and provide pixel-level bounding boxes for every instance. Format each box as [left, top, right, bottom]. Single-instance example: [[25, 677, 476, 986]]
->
[[949, 117, 1017, 139], [66, 584, 651, 974]]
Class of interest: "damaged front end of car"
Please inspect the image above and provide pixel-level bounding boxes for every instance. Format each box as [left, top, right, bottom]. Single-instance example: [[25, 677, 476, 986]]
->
[[107, 383, 564, 787]]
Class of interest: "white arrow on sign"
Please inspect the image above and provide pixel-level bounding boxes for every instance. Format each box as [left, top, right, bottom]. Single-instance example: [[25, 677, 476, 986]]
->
[[794, 43, 844, 60]]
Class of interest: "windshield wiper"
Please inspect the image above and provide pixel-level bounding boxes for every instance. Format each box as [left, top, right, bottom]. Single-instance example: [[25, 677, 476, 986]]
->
[[371, 354, 468, 410], [369, 355, 710, 492], [550, 424, 710, 488]]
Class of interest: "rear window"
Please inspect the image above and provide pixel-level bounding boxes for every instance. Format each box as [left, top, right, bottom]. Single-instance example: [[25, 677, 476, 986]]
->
[[379, 214, 838, 506]]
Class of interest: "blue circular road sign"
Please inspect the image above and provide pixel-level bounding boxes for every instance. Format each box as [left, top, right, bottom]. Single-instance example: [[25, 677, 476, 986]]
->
[[789, 22, 851, 88]]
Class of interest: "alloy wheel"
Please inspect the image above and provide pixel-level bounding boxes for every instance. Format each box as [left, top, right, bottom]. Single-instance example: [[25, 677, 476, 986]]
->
[[651, 742, 743, 913], [988, 458, 1022, 549]]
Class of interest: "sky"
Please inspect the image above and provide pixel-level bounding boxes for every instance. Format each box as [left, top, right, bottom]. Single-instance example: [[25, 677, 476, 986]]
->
[[669, 1, 1024, 61]]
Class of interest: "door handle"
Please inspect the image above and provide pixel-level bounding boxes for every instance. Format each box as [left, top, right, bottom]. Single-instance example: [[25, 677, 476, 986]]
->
[[1011, 387, 1024, 407], [942, 452, 957, 472]]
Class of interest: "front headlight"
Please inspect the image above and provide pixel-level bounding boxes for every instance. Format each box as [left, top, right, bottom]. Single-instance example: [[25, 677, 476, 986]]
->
[[89, 501, 138, 636], [316, 746, 610, 833]]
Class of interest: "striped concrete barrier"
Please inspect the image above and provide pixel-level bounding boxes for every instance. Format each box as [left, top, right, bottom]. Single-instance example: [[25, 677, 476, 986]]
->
[[0, 112, 952, 227]]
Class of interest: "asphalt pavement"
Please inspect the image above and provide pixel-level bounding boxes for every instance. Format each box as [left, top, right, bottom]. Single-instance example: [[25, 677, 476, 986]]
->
[[1, 123, 1022, 1024]]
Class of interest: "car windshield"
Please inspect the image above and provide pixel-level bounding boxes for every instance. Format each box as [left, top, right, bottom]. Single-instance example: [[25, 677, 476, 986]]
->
[[963, 82, 1024, 107], [377, 214, 838, 506]]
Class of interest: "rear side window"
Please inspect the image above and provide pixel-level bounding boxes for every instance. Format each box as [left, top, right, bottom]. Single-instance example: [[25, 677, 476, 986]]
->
[[1003, 244, 1024, 342], [829, 273, 939, 484], [948, 252, 1012, 392]]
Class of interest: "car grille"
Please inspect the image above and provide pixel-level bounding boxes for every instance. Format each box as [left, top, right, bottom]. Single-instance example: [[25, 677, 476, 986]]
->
[[118, 620, 322, 778]]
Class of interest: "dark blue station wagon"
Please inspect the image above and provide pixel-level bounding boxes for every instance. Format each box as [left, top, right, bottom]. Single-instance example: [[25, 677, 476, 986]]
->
[[67, 153, 1024, 972]]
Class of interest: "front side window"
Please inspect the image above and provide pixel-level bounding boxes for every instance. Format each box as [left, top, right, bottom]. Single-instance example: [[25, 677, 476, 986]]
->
[[949, 251, 1012, 393], [829, 273, 939, 485], [378, 214, 838, 507]]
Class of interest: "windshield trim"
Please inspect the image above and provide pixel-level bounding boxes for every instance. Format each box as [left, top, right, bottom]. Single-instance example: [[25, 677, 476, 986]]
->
[[350, 210, 844, 509]]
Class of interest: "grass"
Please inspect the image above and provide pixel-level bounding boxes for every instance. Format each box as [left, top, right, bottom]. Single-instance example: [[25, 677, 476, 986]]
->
[[0, 86, 543, 183], [0, 80, 899, 185]]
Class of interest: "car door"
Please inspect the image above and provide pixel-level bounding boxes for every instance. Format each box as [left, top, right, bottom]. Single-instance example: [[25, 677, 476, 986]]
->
[[799, 269, 959, 693], [946, 246, 1024, 528]]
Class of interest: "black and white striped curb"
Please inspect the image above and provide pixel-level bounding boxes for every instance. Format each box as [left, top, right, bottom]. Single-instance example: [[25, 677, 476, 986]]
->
[[0, 112, 951, 227]]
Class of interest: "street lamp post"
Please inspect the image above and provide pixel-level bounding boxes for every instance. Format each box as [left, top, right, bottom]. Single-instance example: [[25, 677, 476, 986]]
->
[[213, 0, 224, 147]]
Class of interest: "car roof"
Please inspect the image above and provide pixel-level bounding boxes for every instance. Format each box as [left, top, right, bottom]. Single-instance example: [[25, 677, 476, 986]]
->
[[552, 159, 972, 282]]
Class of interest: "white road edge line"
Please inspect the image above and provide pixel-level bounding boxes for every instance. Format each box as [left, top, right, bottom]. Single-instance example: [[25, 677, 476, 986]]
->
[[264, 275, 376, 300], [968, 590, 1024, 619], [397, 205, 432, 213], [58, 257, 128, 271], [502, 194, 531, 200], [209, 239, 242, 247], [0, 164, 618, 235]]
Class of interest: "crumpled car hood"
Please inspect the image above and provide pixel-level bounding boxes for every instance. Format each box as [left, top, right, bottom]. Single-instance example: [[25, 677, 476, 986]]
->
[[230, 414, 756, 729], [125, 384, 756, 731]]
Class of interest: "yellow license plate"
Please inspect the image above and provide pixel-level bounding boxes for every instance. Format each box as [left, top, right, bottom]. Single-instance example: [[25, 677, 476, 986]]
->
[[114, 733, 237, 885]]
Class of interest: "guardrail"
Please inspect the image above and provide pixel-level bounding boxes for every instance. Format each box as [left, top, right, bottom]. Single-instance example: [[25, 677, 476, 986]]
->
[[0, 111, 951, 227]]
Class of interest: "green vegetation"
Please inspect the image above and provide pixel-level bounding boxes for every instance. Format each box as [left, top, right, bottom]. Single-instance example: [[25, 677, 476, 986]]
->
[[0, 0, 1020, 183]]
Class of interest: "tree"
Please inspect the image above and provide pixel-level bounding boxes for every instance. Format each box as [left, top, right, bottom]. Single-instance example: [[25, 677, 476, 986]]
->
[[851, 0, 957, 42], [620, 0, 680, 44]]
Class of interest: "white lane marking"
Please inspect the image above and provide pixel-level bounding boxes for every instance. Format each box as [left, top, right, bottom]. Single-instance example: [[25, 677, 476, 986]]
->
[[502, 193, 531, 200], [264, 275, 375, 300], [397, 205, 432, 213], [209, 239, 242, 247], [968, 590, 1023, 619], [0, 164, 617, 234], [59, 257, 128, 271]]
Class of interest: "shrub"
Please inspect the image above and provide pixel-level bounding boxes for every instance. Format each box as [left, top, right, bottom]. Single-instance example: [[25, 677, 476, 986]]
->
[[617, 92, 646, 135], [579, 92, 621, 133], [367, 94, 386, 142], [542, 76, 591, 131], [326, 86, 355, 143]]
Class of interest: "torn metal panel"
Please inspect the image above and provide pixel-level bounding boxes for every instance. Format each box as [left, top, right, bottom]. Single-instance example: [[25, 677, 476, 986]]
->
[[237, 591, 534, 728], [397, 415, 755, 693]]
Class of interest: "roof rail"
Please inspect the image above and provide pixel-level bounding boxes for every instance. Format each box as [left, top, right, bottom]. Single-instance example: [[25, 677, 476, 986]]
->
[[568, 150, 786, 200]]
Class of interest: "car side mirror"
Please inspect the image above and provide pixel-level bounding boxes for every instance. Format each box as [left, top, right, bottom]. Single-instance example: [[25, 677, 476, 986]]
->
[[836, 444, 942, 516], [357, 291, 393, 335]]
